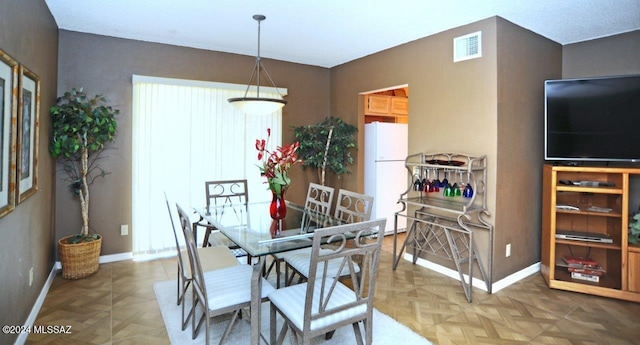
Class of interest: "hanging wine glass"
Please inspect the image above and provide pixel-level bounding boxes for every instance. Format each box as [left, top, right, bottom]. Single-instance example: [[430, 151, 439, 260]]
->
[[443, 181, 453, 197], [463, 172, 474, 198], [441, 169, 449, 188], [432, 169, 441, 192], [423, 169, 433, 193], [453, 170, 463, 196], [463, 184, 473, 198], [413, 174, 423, 191]]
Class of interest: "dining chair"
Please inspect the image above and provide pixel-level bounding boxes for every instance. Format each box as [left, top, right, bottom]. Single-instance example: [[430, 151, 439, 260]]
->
[[333, 189, 374, 224], [282, 189, 374, 286], [264, 182, 335, 288], [164, 193, 240, 331], [192, 179, 248, 257], [300, 182, 335, 231], [268, 218, 386, 345], [177, 203, 275, 345]]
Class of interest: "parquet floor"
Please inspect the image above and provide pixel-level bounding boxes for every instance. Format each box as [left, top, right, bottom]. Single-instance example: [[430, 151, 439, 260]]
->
[[27, 234, 640, 345]]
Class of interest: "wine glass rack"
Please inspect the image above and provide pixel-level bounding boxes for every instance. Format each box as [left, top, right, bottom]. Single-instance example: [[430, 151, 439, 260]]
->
[[392, 152, 494, 302]]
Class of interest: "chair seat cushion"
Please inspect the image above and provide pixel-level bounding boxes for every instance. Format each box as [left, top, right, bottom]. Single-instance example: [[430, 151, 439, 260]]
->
[[207, 230, 242, 250], [268, 280, 366, 331], [203, 264, 275, 313], [273, 246, 322, 260], [180, 245, 239, 277], [283, 248, 360, 279], [195, 226, 247, 257]]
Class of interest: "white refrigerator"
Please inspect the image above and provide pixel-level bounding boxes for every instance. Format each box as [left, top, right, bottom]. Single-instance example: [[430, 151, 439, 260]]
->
[[364, 122, 408, 235]]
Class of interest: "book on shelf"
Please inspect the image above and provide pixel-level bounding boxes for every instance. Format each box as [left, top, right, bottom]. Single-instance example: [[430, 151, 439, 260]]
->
[[561, 256, 599, 268], [568, 266, 605, 276], [571, 271, 600, 283]]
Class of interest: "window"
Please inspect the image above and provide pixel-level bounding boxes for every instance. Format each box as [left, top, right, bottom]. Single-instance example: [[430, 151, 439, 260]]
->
[[131, 75, 285, 255]]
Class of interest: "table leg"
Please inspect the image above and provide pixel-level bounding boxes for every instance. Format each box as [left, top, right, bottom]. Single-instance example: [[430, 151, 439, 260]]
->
[[251, 256, 265, 345], [393, 213, 398, 266]]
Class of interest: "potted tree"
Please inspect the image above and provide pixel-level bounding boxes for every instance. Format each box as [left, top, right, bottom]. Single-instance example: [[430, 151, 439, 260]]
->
[[630, 209, 640, 245], [49, 88, 118, 279], [293, 116, 357, 186]]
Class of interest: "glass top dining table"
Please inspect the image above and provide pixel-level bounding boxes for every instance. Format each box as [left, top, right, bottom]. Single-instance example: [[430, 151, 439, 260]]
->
[[192, 200, 346, 345], [194, 200, 344, 257]]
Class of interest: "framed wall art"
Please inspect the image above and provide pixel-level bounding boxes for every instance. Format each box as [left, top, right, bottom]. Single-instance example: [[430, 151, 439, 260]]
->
[[0, 49, 18, 218], [16, 64, 39, 204]]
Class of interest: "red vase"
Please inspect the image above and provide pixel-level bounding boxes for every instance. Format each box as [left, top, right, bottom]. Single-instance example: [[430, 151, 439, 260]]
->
[[269, 189, 286, 238], [269, 189, 287, 220]]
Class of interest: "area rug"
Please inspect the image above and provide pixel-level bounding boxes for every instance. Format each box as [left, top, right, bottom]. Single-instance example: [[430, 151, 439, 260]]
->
[[153, 279, 432, 345]]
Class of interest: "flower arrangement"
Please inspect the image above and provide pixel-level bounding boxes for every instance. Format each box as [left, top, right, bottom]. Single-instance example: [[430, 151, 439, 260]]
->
[[256, 128, 302, 196]]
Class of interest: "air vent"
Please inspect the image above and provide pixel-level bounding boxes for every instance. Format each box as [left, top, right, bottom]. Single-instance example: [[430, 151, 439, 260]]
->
[[454, 31, 482, 62]]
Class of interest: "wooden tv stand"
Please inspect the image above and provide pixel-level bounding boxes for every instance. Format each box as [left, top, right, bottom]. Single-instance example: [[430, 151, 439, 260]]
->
[[541, 164, 640, 302]]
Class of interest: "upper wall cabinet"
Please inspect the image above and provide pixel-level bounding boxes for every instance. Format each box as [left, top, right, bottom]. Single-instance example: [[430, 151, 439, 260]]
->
[[365, 94, 390, 115], [390, 97, 408, 115], [365, 94, 408, 116]]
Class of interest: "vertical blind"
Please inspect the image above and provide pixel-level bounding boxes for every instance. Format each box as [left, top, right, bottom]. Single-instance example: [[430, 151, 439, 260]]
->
[[131, 75, 284, 255]]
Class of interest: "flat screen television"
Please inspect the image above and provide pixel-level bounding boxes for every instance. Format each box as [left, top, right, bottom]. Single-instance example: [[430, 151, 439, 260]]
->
[[545, 74, 640, 163]]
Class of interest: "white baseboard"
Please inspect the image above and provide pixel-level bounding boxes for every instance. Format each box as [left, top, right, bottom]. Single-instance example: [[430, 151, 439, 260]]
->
[[402, 253, 540, 294], [491, 262, 541, 293], [53, 251, 134, 270], [14, 265, 58, 345], [18, 252, 133, 345], [99, 252, 133, 264]]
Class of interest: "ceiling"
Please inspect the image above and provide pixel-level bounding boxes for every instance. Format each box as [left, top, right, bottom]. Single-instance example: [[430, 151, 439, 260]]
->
[[45, 0, 640, 68]]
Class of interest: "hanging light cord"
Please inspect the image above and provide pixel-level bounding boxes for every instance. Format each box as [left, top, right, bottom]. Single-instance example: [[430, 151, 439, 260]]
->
[[239, 15, 285, 100]]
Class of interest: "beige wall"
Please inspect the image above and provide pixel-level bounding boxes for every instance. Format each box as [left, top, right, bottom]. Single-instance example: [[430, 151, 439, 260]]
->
[[562, 30, 640, 78], [55, 31, 331, 255], [331, 17, 565, 282], [495, 17, 562, 280], [332, 17, 501, 279], [0, 1, 58, 343]]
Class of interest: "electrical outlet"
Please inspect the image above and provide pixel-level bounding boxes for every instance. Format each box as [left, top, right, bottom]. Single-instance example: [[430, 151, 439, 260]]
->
[[506, 243, 511, 257], [29, 267, 34, 286], [120, 224, 129, 236]]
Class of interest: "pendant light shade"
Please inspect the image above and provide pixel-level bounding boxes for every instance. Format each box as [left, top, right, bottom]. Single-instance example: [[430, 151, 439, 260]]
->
[[228, 14, 287, 115], [227, 97, 286, 114]]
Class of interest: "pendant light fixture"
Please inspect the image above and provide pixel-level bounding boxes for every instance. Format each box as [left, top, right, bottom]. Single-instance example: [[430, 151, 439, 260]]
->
[[228, 14, 287, 115]]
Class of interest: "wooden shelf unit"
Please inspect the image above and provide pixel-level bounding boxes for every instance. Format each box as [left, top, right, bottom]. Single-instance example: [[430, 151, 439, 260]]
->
[[541, 164, 640, 302]]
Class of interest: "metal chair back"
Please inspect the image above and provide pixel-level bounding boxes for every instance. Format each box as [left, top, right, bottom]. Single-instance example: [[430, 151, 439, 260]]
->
[[269, 218, 387, 344], [334, 189, 374, 223], [205, 179, 249, 208]]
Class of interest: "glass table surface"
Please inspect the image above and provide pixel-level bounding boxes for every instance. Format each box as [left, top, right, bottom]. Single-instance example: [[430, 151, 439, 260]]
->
[[194, 200, 347, 257]]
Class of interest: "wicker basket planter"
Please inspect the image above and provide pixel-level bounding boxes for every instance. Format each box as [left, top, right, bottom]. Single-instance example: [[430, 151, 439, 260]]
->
[[58, 235, 102, 279]]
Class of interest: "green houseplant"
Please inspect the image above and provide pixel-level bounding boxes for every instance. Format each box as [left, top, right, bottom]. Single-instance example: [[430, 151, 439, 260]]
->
[[293, 116, 357, 185], [630, 211, 640, 245], [49, 87, 118, 279]]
